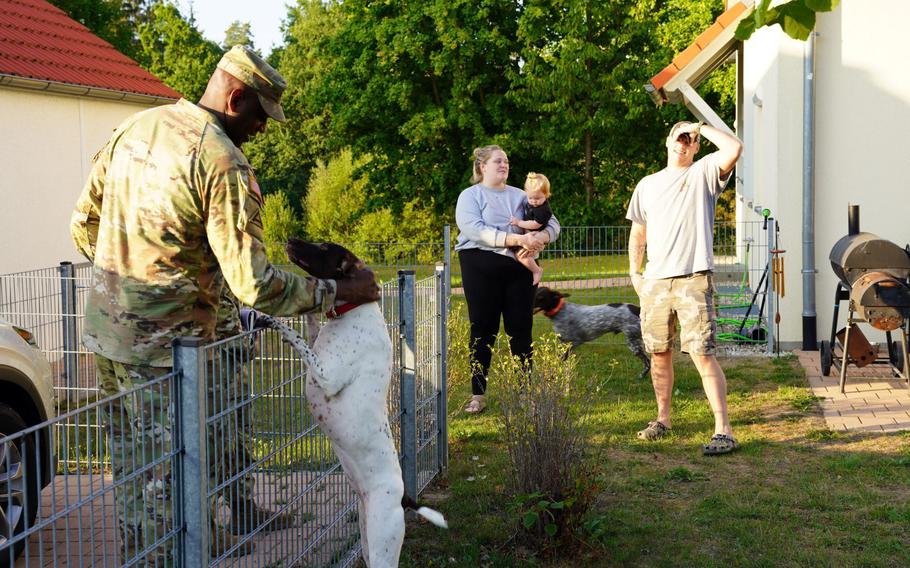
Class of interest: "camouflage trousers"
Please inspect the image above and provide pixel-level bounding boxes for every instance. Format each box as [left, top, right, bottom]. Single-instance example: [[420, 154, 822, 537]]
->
[[95, 349, 257, 566], [639, 271, 717, 355]]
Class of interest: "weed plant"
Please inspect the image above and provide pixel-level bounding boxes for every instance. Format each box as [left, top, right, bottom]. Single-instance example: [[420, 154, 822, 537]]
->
[[492, 334, 601, 550], [445, 301, 475, 414]]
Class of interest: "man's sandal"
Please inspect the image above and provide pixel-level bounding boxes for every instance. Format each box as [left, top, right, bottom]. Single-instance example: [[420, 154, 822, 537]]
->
[[464, 395, 486, 414], [702, 434, 739, 456], [636, 421, 670, 441]]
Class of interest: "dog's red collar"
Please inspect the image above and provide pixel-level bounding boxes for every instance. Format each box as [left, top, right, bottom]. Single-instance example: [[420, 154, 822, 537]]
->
[[544, 297, 565, 317], [326, 302, 360, 319]]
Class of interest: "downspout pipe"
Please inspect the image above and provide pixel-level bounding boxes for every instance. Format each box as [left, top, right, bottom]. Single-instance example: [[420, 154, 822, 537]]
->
[[802, 31, 818, 350]]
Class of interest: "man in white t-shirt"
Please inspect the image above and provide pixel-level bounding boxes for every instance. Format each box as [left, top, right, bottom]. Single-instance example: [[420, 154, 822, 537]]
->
[[626, 120, 743, 455]]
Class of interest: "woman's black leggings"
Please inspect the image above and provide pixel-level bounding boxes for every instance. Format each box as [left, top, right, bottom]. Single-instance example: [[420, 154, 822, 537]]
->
[[458, 248, 535, 396]]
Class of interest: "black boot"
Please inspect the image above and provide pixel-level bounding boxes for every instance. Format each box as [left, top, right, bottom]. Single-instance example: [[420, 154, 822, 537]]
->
[[211, 525, 255, 557], [229, 500, 296, 535]]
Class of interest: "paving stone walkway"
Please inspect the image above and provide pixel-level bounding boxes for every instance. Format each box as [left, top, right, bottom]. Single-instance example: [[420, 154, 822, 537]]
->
[[796, 349, 910, 433]]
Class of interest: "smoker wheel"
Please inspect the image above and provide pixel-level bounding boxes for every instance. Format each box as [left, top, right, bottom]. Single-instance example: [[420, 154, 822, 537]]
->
[[889, 340, 904, 374], [819, 340, 833, 377]]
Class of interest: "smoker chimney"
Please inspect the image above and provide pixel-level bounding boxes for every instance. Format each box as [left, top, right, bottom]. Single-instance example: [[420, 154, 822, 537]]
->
[[848, 204, 860, 236]]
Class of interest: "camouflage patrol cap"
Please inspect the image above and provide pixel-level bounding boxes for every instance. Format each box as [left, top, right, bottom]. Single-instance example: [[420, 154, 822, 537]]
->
[[217, 45, 287, 123]]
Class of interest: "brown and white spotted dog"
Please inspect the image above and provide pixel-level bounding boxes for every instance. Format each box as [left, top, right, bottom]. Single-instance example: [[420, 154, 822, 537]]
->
[[249, 239, 446, 568], [534, 286, 651, 378]]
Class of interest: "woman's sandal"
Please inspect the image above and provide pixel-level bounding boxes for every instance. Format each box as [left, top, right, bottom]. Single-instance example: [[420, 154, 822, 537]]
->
[[702, 434, 739, 456], [636, 420, 670, 441], [464, 395, 486, 414]]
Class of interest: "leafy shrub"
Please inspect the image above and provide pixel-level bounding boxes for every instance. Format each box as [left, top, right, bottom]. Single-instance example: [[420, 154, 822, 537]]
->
[[507, 492, 571, 538], [260, 191, 301, 264], [304, 149, 444, 265], [351, 208, 396, 244], [493, 334, 599, 551], [304, 148, 368, 243]]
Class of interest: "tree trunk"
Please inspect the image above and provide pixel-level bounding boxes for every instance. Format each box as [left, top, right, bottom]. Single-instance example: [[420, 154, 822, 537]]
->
[[430, 74, 441, 106]]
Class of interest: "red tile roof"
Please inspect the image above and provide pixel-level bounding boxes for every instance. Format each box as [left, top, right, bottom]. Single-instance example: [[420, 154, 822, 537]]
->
[[0, 0, 181, 100], [649, 2, 749, 94]]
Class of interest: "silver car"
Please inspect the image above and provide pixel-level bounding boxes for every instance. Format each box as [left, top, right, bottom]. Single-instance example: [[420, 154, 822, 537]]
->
[[0, 317, 55, 563]]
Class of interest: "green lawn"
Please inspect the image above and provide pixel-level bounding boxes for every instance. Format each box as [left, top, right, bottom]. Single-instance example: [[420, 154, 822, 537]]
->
[[399, 312, 910, 567], [368, 253, 631, 288]]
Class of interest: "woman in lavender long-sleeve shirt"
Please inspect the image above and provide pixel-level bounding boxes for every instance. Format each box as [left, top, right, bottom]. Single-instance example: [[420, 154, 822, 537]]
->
[[454, 145, 561, 413]]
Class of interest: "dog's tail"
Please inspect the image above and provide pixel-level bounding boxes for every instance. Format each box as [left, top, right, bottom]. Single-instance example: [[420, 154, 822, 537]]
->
[[246, 312, 326, 382], [402, 493, 448, 529]]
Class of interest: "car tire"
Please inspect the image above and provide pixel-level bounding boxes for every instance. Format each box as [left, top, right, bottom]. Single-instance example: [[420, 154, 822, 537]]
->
[[0, 402, 40, 566]]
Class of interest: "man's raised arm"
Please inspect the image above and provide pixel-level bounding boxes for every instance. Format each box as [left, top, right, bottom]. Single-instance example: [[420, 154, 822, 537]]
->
[[699, 123, 743, 177]]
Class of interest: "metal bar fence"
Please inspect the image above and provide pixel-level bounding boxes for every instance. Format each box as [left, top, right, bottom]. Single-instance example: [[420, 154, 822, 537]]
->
[[524, 222, 773, 351], [412, 272, 442, 493], [0, 261, 446, 567], [0, 370, 181, 568], [0, 262, 103, 472]]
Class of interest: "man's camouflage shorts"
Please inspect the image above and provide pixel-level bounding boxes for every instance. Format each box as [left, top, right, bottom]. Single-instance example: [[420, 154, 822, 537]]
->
[[639, 271, 716, 355]]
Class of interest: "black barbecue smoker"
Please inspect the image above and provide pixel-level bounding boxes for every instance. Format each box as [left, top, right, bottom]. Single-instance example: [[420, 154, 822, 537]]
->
[[819, 205, 910, 393]]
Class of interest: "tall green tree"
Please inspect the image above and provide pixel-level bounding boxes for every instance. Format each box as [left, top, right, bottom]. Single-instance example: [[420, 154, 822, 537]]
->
[[48, 0, 137, 58], [248, 0, 734, 226], [311, 0, 527, 214], [507, 0, 732, 224], [135, 1, 223, 100], [244, 0, 342, 211], [223, 20, 255, 51], [123, 0, 155, 34], [509, 0, 659, 222]]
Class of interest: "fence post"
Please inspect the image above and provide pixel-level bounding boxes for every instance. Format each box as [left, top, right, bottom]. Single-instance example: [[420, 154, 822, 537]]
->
[[766, 218, 777, 356], [59, 261, 78, 389], [435, 265, 448, 472], [398, 270, 418, 499], [443, 224, 451, 304], [173, 337, 208, 568]]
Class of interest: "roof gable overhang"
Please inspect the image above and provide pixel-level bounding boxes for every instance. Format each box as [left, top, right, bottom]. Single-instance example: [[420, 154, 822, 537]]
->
[[645, 1, 754, 134]]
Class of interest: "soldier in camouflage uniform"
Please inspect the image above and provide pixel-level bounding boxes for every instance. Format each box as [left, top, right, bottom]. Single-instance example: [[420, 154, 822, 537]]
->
[[626, 121, 744, 456], [70, 45, 379, 564]]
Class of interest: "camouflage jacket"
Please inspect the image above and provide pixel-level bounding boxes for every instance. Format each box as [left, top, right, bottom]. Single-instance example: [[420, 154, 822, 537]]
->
[[71, 99, 335, 367]]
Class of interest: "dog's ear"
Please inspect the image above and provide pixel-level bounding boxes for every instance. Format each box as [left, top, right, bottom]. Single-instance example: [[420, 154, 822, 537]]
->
[[317, 242, 363, 277], [337, 246, 365, 277]]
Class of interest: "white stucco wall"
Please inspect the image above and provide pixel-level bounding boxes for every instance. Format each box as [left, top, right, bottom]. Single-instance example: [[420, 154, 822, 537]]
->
[[742, 1, 910, 348], [813, 3, 910, 346], [0, 88, 156, 274], [740, 25, 805, 346]]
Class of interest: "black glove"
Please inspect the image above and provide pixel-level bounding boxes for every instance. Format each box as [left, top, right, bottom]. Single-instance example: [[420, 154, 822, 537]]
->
[[239, 307, 270, 332]]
